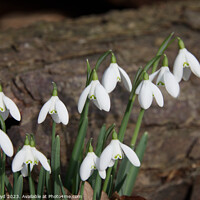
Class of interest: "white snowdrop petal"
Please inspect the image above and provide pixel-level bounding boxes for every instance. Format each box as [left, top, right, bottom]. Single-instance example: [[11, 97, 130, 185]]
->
[[80, 153, 94, 181], [3, 96, 21, 121], [95, 83, 110, 112], [0, 110, 9, 121], [32, 149, 51, 172], [0, 130, 13, 157], [21, 165, 28, 177], [156, 67, 167, 86], [99, 143, 113, 171], [138, 81, 153, 109], [173, 49, 186, 82], [108, 159, 115, 167], [112, 140, 123, 160], [164, 71, 180, 98], [56, 98, 69, 125], [149, 70, 160, 81], [12, 147, 26, 172], [150, 82, 164, 107], [118, 66, 132, 92], [119, 142, 140, 167], [135, 82, 143, 94], [38, 98, 52, 124], [185, 50, 200, 78], [102, 64, 118, 93], [78, 84, 91, 113], [98, 170, 106, 179], [183, 67, 192, 81], [51, 113, 61, 123], [93, 99, 102, 110], [21, 164, 34, 177]]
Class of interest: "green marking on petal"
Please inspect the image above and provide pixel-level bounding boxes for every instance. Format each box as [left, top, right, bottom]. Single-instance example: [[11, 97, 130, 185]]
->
[[90, 95, 96, 99], [0, 107, 3, 111], [50, 110, 57, 114], [157, 81, 165, 86], [117, 77, 121, 81], [26, 160, 32, 164], [114, 154, 122, 159], [183, 62, 189, 68]]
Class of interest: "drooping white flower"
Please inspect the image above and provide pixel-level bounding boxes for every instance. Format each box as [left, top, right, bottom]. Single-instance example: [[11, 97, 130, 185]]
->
[[102, 53, 132, 93], [0, 85, 21, 121], [38, 82, 69, 125], [136, 72, 164, 110], [150, 55, 180, 98], [78, 70, 110, 113], [173, 38, 200, 82], [12, 136, 51, 177], [80, 151, 106, 181], [0, 129, 13, 157], [99, 131, 140, 171]]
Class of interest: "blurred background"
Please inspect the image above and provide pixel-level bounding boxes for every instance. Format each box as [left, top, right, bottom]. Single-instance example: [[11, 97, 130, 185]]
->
[[0, 0, 200, 199]]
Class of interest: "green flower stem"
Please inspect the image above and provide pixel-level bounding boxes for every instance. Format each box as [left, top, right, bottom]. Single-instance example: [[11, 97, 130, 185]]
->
[[102, 167, 112, 193], [51, 121, 56, 168], [118, 94, 136, 142], [79, 181, 85, 200], [28, 164, 36, 197], [130, 108, 145, 147]]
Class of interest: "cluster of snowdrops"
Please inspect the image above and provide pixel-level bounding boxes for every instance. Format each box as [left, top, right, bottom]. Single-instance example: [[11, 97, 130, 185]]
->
[[0, 34, 199, 198]]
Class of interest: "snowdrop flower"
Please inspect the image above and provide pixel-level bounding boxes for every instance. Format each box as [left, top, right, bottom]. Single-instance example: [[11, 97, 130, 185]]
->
[[12, 135, 51, 177], [0, 129, 13, 157], [99, 131, 140, 171], [150, 55, 180, 98], [80, 144, 106, 181], [135, 72, 164, 110], [38, 82, 69, 125], [173, 37, 200, 82], [102, 53, 132, 93], [0, 84, 21, 121], [78, 69, 110, 113]]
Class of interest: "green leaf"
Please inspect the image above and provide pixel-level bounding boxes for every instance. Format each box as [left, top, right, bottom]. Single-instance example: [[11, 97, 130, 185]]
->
[[5, 175, 13, 195], [37, 166, 46, 200], [53, 135, 61, 197], [152, 32, 174, 72], [117, 132, 148, 195], [28, 164, 36, 196], [13, 175, 23, 199], [65, 117, 88, 191], [45, 160, 52, 196], [86, 59, 91, 84], [94, 50, 112, 71], [58, 175, 67, 200], [103, 124, 115, 148]]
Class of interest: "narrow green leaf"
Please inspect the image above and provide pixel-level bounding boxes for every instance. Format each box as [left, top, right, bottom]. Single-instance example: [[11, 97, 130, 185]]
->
[[79, 181, 85, 200], [94, 50, 112, 71], [103, 124, 115, 148], [117, 132, 148, 195], [45, 160, 52, 196], [152, 32, 174, 72], [53, 135, 60, 197], [107, 175, 113, 197], [28, 164, 36, 196], [65, 117, 88, 190], [86, 59, 91, 84], [95, 124, 106, 156], [37, 166, 45, 200], [58, 175, 67, 200], [92, 173, 101, 200], [13, 171, 20, 191], [5, 175, 13, 195], [13, 175, 23, 199]]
